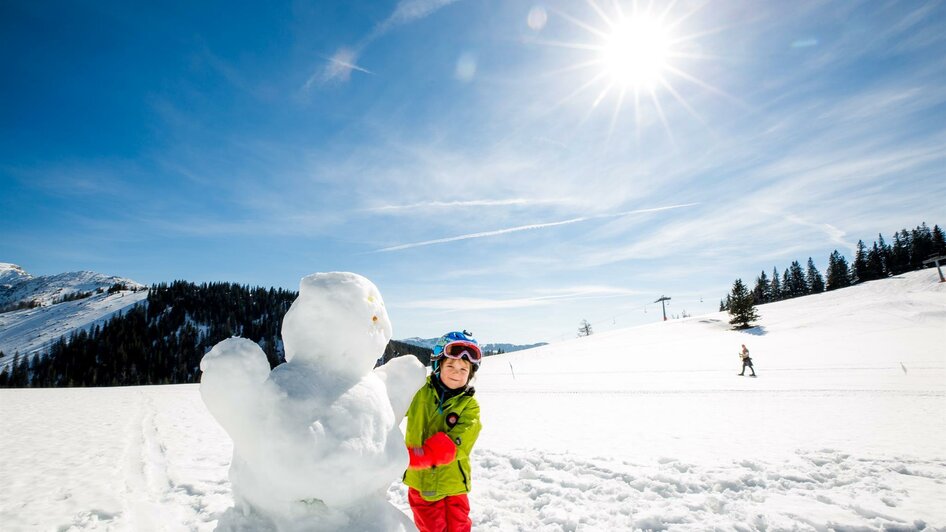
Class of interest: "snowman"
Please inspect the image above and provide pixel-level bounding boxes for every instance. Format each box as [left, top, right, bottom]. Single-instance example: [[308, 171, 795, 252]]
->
[[199, 272, 426, 531]]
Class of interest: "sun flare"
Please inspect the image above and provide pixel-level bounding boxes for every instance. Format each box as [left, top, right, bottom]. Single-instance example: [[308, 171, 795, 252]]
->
[[541, 1, 724, 140], [600, 15, 672, 90]]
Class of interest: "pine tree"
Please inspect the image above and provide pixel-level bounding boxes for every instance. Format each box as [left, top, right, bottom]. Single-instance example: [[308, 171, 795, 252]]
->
[[910, 223, 933, 269], [806, 257, 825, 294], [770, 267, 782, 302], [890, 231, 909, 275], [752, 270, 771, 304], [933, 225, 946, 257], [577, 319, 593, 337], [787, 260, 807, 297], [728, 278, 759, 329], [877, 234, 891, 276], [853, 240, 869, 283], [866, 242, 885, 280], [826, 250, 851, 291]]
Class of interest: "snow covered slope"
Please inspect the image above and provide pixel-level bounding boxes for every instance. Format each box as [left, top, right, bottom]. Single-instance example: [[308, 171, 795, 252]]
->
[[0, 269, 943, 531], [400, 336, 547, 354], [0, 264, 147, 367], [0, 263, 144, 308], [0, 263, 31, 287]]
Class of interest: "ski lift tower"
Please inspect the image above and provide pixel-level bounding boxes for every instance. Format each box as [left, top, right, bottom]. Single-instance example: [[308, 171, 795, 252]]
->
[[654, 295, 671, 321], [923, 255, 946, 282]]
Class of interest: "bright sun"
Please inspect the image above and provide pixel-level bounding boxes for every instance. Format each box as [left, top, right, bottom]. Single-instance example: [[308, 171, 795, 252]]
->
[[541, 1, 721, 139], [600, 15, 671, 90]]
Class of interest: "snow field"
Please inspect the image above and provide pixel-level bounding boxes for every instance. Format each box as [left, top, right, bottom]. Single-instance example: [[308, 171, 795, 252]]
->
[[0, 269, 943, 531]]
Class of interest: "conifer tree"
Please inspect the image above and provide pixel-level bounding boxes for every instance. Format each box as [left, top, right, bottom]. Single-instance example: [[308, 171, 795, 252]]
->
[[727, 278, 759, 329], [826, 250, 851, 291], [752, 270, 771, 304], [910, 223, 934, 269], [891, 229, 912, 274], [770, 267, 781, 301], [787, 260, 807, 297], [877, 234, 891, 276], [853, 240, 869, 283], [933, 225, 946, 257], [866, 242, 885, 280], [577, 319, 593, 337], [806, 257, 825, 294]]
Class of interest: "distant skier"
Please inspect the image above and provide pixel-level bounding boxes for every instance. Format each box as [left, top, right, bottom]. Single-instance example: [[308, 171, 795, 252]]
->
[[738, 344, 757, 377], [404, 330, 483, 532]]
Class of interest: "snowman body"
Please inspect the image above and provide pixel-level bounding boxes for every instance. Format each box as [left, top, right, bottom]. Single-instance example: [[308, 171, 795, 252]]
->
[[200, 272, 426, 531]]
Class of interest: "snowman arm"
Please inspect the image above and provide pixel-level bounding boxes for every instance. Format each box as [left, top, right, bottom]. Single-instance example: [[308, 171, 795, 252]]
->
[[373, 355, 427, 419], [199, 337, 270, 434]]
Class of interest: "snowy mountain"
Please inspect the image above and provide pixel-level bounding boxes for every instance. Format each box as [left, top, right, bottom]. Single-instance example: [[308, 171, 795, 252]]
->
[[399, 336, 547, 354], [0, 264, 147, 367], [0, 263, 31, 287], [1, 268, 942, 530], [0, 263, 145, 309]]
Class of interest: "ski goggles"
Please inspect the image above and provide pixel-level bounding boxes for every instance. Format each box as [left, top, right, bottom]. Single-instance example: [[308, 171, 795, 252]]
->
[[440, 340, 482, 366]]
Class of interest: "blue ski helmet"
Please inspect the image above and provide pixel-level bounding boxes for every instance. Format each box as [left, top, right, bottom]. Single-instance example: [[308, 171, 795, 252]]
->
[[431, 330, 482, 375]]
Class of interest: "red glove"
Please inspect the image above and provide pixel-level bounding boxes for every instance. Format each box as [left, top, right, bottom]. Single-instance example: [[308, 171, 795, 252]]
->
[[408, 432, 457, 469]]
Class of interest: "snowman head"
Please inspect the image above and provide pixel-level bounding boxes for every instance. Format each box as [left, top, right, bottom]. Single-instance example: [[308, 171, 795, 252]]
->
[[281, 272, 392, 377]]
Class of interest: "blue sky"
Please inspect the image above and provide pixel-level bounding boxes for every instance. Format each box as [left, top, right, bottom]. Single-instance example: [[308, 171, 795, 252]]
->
[[2, 0, 945, 344]]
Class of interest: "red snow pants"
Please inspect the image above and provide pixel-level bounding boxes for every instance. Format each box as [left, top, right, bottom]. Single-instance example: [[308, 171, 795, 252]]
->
[[408, 488, 471, 532]]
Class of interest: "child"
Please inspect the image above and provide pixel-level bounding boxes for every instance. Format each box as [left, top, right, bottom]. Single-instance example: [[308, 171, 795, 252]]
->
[[403, 330, 482, 532]]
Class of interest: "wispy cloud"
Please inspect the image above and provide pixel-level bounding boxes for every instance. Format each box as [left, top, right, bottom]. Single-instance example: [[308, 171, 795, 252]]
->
[[305, 0, 459, 88], [374, 203, 700, 252], [373, 0, 460, 36], [397, 285, 640, 311], [367, 198, 571, 212], [304, 48, 374, 88]]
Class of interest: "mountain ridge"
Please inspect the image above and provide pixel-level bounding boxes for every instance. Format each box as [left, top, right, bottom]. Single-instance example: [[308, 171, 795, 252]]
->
[[399, 336, 548, 354]]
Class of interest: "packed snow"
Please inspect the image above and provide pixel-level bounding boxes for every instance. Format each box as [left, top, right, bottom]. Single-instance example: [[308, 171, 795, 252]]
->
[[0, 269, 944, 531], [199, 272, 425, 531]]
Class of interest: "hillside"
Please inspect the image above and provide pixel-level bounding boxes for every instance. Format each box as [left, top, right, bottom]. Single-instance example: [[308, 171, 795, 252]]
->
[[1, 268, 943, 530], [399, 336, 547, 355], [0, 263, 145, 309], [0, 264, 148, 370]]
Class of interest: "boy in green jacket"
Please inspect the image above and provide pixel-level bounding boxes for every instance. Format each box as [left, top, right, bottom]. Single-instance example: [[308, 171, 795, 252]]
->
[[403, 330, 482, 532]]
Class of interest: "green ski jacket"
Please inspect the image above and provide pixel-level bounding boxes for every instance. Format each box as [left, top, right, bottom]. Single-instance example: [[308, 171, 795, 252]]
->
[[403, 375, 481, 501]]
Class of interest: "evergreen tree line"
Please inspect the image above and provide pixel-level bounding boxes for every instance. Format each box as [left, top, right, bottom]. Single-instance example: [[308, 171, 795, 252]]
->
[[377, 340, 434, 368], [720, 222, 945, 312], [0, 281, 298, 388]]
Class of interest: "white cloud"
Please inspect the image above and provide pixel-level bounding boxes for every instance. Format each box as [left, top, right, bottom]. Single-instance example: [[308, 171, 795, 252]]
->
[[397, 285, 641, 311], [305, 48, 374, 88], [305, 0, 459, 89], [374, 203, 699, 252]]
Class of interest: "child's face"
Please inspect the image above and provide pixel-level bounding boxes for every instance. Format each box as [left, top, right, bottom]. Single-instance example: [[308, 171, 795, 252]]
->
[[440, 357, 472, 390]]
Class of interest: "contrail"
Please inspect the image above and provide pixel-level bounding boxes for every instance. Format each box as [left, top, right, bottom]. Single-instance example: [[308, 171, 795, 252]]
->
[[374, 202, 699, 252], [328, 56, 373, 75]]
